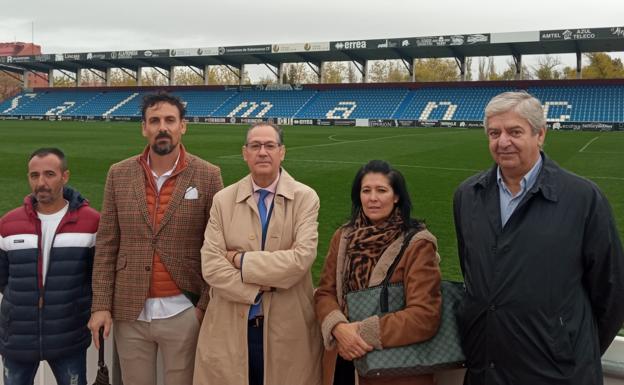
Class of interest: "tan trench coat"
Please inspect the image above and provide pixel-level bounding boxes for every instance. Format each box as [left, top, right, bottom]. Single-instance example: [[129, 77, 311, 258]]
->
[[194, 170, 323, 385]]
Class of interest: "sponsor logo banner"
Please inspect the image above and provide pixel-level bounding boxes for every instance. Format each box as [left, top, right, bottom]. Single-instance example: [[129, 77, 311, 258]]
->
[[331, 40, 369, 50], [61, 53, 83, 61], [465, 34, 489, 44], [332, 119, 356, 126], [110, 116, 141, 121], [140, 49, 169, 58], [611, 27, 624, 38], [111, 50, 139, 59], [540, 27, 624, 41], [459, 121, 484, 128], [439, 121, 458, 127], [332, 39, 412, 50], [4, 55, 35, 63], [547, 121, 623, 131], [271, 42, 329, 53], [293, 119, 315, 126], [397, 120, 417, 127], [84, 52, 108, 60], [219, 45, 271, 55], [412, 34, 489, 47], [198, 117, 276, 125], [369, 119, 397, 127], [265, 84, 294, 91], [203, 117, 228, 124], [373, 39, 402, 49], [169, 47, 219, 57], [418, 120, 439, 127], [294, 119, 357, 126]]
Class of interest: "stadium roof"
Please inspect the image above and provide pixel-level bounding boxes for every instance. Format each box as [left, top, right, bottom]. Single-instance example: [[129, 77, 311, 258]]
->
[[1, 26, 623, 74]]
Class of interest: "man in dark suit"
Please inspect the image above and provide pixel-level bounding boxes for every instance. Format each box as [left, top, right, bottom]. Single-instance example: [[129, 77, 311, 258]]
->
[[88, 91, 223, 385]]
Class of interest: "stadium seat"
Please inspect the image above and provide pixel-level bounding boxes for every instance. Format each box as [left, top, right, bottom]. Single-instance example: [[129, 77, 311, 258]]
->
[[2, 84, 623, 122]]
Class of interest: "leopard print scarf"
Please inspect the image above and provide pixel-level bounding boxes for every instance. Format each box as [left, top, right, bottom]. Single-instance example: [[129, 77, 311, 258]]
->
[[343, 208, 403, 297]]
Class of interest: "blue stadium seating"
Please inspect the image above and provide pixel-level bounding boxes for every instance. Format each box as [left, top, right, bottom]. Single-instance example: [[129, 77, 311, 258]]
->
[[2, 90, 97, 116], [2, 84, 624, 123], [398, 87, 513, 121], [296, 89, 409, 119], [211, 90, 316, 118], [177, 90, 237, 117]]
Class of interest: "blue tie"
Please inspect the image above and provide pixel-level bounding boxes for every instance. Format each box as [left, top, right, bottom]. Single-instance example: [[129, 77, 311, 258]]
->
[[257, 189, 270, 247], [249, 189, 270, 320]]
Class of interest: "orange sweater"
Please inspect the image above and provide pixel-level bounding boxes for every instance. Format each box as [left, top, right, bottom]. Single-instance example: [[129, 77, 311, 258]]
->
[[139, 148, 188, 298]]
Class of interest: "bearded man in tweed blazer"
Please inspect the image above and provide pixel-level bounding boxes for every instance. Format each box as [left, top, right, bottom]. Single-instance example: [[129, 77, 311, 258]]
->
[[88, 91, 223, 385]]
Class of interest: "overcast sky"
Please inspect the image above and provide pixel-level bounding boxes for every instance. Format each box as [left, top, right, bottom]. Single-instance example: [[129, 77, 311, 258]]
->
[[1, 0, 623, 53], [1, 0, 623, 79]]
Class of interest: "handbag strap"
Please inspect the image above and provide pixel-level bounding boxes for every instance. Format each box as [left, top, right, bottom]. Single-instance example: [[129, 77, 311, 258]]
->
[[380, 229, 418, 313]]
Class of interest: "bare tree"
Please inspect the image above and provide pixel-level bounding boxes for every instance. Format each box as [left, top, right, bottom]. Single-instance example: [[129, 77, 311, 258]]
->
[[322, 62, 348, 83], [414, 58, 459, 82], [532, 55, 563, 80]]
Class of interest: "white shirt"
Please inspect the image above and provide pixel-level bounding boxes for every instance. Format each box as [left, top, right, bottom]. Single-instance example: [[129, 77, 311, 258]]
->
[[137, 154, 193, 322], [37, 202, 69, 286]]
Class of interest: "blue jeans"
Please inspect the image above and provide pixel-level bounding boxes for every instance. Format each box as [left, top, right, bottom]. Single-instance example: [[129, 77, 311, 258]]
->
[[2, 350, 87, 385]]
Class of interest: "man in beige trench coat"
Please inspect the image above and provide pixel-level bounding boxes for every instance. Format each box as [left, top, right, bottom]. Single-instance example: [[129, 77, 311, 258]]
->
[[194, 122, 322, 385]]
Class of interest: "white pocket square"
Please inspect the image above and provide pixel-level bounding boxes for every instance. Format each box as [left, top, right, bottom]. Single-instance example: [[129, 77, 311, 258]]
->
[[184, 187, 198, 199]]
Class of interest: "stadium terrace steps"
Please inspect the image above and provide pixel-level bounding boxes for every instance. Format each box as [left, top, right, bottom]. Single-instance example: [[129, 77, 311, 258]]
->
[[295, 89, 408, 119], [2, 84, 624, 122], [102, 92, 140, 117], [1, 93, 38, 114], [212, 90, 316, 118], [390, 91, 414, 119]]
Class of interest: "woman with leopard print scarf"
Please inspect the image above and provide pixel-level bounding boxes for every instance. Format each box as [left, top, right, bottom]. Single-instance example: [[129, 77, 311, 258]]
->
[[315, 160, 442, 385]]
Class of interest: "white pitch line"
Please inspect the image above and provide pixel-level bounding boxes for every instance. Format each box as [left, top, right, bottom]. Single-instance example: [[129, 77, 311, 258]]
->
[[287, 133, 423, 151], [288, 159, 624, 181], [286, 158, 481, 173], [585, 175, 624, 181], [327, 135, 344, 142], [215, 156, 624, 181], [579, 136, 600, 153], [219, 132, 422, 159]]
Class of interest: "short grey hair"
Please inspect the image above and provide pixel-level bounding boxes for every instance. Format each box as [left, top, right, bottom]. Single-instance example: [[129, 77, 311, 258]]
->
[[246, 122, 284, 144], [483, 91, 546, 135]]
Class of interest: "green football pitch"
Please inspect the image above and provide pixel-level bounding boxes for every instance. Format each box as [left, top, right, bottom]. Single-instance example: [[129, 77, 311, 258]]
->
[[1, 121, 623, 283]]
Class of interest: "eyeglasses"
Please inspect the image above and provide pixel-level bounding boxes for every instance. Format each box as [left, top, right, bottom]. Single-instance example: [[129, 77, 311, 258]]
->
[[245, 141, 281, 152]]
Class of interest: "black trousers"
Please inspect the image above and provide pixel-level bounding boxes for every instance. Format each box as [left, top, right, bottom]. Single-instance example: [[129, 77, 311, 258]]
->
[[333, 355, 356, 385], [248, 321, 264, 385]]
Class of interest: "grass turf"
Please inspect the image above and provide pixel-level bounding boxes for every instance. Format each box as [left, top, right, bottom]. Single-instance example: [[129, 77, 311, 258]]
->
[[1, 121, 623, 283]]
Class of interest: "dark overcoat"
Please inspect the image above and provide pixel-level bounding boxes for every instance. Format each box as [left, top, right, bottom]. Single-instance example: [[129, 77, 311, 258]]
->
[[453, 154, 624, 385]]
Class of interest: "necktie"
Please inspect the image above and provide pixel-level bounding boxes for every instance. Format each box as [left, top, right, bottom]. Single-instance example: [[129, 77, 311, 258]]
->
[[249, 189, 270, 320], [257, 189, 270, 247]]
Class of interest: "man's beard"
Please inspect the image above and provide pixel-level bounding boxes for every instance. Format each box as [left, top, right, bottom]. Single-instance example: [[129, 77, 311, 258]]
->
[[34, 187, 56, 204], [152, 132, 176, 155]]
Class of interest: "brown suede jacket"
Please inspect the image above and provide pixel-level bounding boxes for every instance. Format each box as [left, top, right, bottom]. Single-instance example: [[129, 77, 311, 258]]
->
[[314, 227, 442, 385]]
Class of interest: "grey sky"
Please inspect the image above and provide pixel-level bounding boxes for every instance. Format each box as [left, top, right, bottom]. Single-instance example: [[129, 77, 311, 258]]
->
[[1, 0, 623, 54]]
